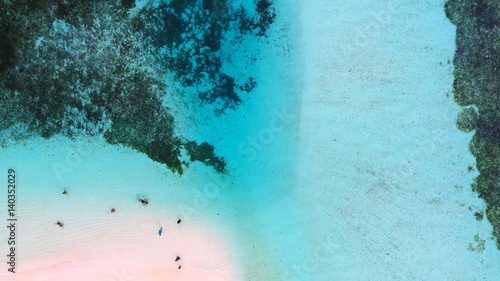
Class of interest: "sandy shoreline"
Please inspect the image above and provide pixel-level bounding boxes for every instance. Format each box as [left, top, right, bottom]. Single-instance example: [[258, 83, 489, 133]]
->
[[0, 136, 239, 280], [3, 0, 500, 280], [1, 1, 305, 279], [3, 229, 234, 281]]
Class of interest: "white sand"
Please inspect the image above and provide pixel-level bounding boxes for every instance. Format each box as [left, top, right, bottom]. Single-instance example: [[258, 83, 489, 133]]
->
[[2, 1, 500, 280], [0, 136, 239, 280], [0, 2, 309, 279], [296, 0, 500, 280]]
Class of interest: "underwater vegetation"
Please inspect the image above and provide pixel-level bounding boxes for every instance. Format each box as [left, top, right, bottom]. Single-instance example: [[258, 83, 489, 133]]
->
[[456, 107, 479, 133], [445, 0, 500, 249], [0, 0, 279, 174], [132, 0, 274, 112], [0, 0, 276, 173]]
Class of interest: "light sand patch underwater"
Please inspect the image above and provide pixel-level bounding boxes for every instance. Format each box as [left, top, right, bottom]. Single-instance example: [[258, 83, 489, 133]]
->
[[3, 0, 500, 280], [296, 0, 500, 280]]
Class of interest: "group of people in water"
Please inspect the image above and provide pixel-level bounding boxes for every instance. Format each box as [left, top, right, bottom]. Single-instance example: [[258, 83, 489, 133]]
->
[[57, 190, 182, 220], [56, 189, 184, 269], [57, 190, 181, 226]]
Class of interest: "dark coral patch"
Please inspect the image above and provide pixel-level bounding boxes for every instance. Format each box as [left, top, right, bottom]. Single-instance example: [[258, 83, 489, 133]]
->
[[0, 1, 226, 174], [446, 0, 500, 249], [184, 141, 227, 173], [456, 107, 478, 132], [134, 0, 276, 113], [121, 0, 136, 9]]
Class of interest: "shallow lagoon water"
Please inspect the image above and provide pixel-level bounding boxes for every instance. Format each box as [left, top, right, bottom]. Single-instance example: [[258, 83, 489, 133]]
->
[[1, 0, 500, 280]]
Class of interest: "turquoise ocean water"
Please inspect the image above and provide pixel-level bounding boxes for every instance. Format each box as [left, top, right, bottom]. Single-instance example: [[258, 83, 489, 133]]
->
[[0, 1, 318, 280], [1, 0, 500, 280]]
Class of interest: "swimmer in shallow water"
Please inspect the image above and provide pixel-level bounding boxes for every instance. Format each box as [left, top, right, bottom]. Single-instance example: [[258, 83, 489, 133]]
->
[[177, 219, 181, 224], [55, 221, 64, 228], [158, 227, 163, 236], [62, 190, 67, 195], [138, 198, 148, 205]]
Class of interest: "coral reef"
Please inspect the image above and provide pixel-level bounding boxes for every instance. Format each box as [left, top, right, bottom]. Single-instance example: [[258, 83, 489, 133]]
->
[[445, 0, 500, 249], [184, 141, 226, 173], [133, 0, 274, 112], [456, 107, 478, 132], [0, 0, 264, 174]]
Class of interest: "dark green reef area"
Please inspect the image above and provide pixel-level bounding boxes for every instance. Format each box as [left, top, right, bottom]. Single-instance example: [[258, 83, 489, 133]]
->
[[445, 0, 500, 249], [0, 0, 275, 174]]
